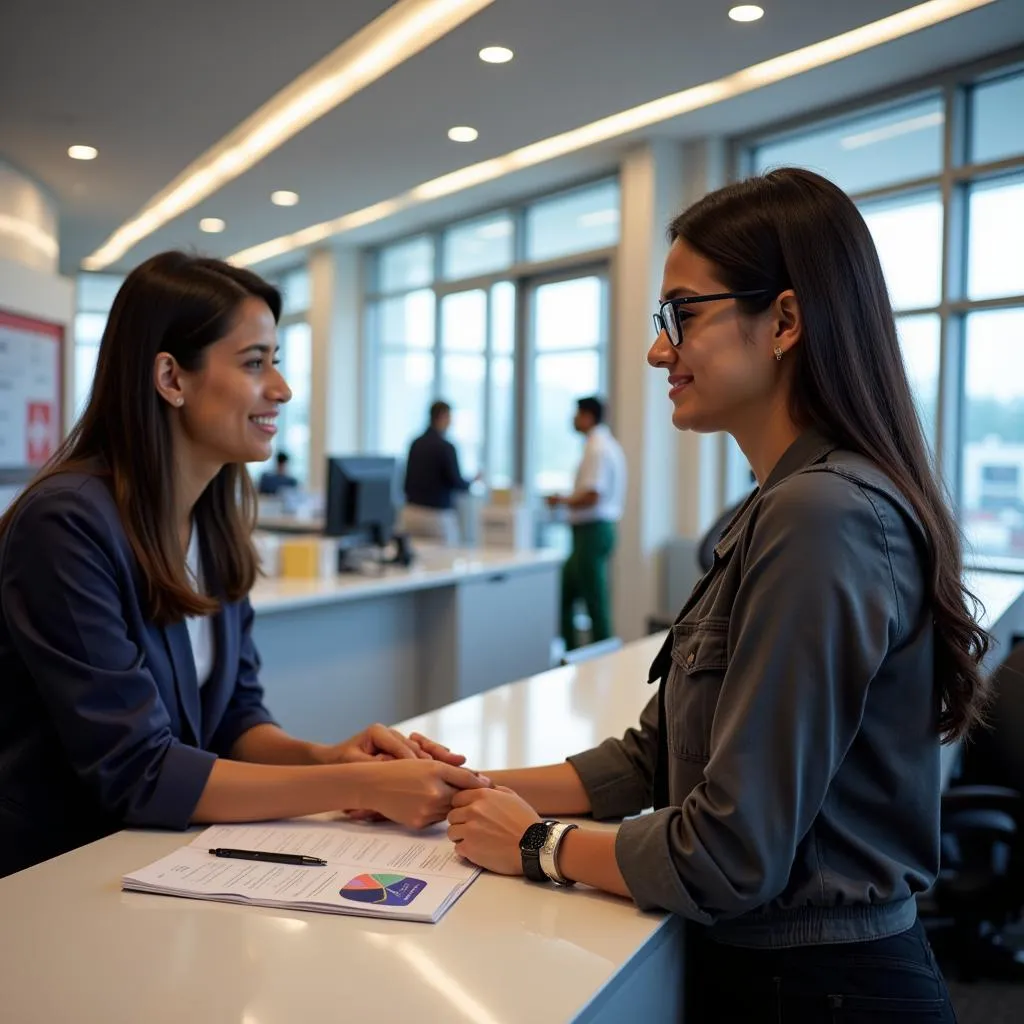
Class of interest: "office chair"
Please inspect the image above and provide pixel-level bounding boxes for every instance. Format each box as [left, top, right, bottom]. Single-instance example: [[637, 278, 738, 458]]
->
[[645, 492, 753, 634], [922, 641, 1024, 981]]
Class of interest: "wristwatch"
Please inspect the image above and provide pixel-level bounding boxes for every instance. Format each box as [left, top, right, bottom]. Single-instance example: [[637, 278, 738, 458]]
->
[[519, 820, 556, 882], [540, 821, 578, 886]]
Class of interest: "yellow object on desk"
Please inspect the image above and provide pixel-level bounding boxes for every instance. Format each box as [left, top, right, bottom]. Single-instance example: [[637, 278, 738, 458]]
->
[[279, 537, 326, 578]]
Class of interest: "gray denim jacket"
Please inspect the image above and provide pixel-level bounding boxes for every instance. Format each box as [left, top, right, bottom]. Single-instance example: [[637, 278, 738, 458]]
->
[[568, 431, 941, 948]]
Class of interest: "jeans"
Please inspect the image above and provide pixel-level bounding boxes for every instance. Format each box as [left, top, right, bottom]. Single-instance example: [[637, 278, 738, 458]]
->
[[686, 919, 957, 1022]]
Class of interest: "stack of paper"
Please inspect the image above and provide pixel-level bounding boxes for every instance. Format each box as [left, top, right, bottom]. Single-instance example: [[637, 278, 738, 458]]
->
[[123, 820, 480, 923]]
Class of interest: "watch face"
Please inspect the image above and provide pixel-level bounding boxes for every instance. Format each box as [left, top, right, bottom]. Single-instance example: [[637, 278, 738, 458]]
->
[[520, 822, 550, 853]]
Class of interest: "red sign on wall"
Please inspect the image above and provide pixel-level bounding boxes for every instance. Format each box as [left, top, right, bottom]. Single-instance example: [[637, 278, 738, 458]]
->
[[0, 308, 64, 471], [27, 401, 57, 464]]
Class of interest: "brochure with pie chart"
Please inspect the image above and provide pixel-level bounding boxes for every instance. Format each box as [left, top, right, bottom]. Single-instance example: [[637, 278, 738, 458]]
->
[[123, 821, 480, 923], [341, 872, 427, 907]]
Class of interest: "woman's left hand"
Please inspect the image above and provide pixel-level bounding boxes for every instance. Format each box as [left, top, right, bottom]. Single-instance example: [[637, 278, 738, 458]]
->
[[446, 787, 541, 875], [318, 725, 467, 766]]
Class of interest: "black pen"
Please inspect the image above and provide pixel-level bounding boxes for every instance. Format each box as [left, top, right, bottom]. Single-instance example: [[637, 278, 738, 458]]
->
[[209, 847, 327, 866]]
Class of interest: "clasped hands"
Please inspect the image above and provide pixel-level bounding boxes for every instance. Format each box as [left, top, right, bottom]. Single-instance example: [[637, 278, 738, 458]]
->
[[321, 724, 541, 874]]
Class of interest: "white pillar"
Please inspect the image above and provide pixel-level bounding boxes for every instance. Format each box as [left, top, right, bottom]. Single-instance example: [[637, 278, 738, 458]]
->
[[611, 138, 731, 641], [611, 142, 686, 642], [674, 138, 729, 538], [307, 246, 362, 493]]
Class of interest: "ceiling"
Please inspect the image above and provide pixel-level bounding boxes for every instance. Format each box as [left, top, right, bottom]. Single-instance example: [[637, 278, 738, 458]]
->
[[2, 0, 1023, 276]]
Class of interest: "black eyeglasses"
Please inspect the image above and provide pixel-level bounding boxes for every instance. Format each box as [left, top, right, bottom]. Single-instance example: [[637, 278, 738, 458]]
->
[[653, 290, 769, 348]]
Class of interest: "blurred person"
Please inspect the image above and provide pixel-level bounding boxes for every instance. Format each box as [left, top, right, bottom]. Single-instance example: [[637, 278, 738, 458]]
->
[[257, 450, 298, 495], [547, 396, 626, 650], [401, 400, 478, 544]]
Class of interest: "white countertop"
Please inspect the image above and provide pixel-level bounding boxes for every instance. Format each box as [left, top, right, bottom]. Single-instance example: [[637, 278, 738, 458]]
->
[[2, 572, 1020, 1024], [251, 544, 562, 615], [0, 634, 669, 1024], [965, 568, 1024, 638]]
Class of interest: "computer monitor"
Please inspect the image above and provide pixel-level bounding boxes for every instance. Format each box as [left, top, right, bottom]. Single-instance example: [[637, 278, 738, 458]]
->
[[324, 456, 397, 546]]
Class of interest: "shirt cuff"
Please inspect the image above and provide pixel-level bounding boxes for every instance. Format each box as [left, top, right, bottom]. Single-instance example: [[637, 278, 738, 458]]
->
[[614, 808, 713, 923], [567, 739, 651, 821], [132, 743, 218, 830]]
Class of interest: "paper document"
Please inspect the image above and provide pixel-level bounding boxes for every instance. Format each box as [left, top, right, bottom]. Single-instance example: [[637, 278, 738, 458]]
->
[[123, 820, 480, 923]]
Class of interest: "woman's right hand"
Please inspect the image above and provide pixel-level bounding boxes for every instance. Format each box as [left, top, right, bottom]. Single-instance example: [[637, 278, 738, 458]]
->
[[354, 760, 490, 830]]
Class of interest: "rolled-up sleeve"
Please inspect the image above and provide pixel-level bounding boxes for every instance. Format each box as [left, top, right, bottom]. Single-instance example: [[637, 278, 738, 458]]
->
[[614, 474, 904, 921], [568, 691, 661, 820], [208, 597, 277, 757], [1, 488, 216, 829]]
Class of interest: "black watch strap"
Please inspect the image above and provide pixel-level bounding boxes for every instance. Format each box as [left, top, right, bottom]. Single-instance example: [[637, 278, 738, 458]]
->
[[520, 820, 555, 882]]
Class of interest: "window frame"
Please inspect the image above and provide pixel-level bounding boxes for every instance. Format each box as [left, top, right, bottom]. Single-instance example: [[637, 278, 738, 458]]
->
[[733, 47, 1024, 570], [362, 177, 620, 495]]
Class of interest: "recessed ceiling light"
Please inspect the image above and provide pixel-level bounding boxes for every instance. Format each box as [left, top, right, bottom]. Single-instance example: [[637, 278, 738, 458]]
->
[[199, 217, 226, 233], [448, 126, 479, 142], [479, 46, 513, 64], [230, 0, 996, 268], [729, 5, 764, 22], [271, 190, 300, 207], [68, 145, 98, 161]]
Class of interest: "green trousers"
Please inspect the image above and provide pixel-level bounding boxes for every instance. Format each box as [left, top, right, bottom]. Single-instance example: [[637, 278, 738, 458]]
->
[[560, 520, 617, 651]]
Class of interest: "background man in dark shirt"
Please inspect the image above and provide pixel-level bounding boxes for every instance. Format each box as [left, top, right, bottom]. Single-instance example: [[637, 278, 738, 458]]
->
[[258, 451, 299, 495], [402, 401, 475, 542]]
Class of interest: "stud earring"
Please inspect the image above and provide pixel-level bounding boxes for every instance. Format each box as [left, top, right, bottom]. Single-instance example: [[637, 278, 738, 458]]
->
[[774, 346, 783, 362], [175, 397, 184, 406]]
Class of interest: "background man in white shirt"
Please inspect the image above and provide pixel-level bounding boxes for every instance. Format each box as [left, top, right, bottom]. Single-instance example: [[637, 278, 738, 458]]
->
[[546, 396, 627, 651]]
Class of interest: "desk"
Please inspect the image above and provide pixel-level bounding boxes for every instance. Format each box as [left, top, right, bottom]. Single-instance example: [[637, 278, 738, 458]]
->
[[2, 574, 1021, 1024], [965, 569, 1024, 661], [250, 545, 562, 743], [0, 634, 679, 1024]]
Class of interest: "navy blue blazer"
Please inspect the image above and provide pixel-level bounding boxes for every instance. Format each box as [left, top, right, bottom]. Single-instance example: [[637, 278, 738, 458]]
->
[[0, 471, 275, 877]]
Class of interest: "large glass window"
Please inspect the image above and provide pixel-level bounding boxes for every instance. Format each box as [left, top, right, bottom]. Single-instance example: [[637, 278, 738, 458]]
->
[[375, 351, 435, 457], [488, 281, 516, 488], [860, 192, 943, 310], [277, 321, 312, 484], [378, 236, 434, 293], [525, 180, 620, 262], [970, 70, 1024, 165], [74, 273, 124, 418], [966, 173, 1024, 301], [746, 56, 1024, 567], [961, 309, 1024, 561], [528, 275, 608, 494], [364, 180, 619, 493], [895, 314, 941, 446], [439, 290, 487, 476], [753, 96, 944, 195], [279, 266, 311, 315], [369, 289, 436, 459], [442, 214, 513, 280], [265, 265, 312, 487]]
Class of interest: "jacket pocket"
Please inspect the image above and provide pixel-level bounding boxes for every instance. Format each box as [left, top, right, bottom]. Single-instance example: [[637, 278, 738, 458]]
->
[[664, 617, 729, 762]]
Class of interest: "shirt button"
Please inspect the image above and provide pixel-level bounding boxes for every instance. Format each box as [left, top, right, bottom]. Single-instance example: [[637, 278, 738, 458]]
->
[[686, 651, 696, 667]]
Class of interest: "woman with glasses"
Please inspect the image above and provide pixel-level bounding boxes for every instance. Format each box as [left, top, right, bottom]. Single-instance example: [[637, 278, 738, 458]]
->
[[0, 252, 486, 878], [446, 168, 987, 1021]]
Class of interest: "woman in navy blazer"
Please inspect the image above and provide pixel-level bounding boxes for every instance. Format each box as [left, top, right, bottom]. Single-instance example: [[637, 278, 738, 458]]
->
[[0, 252, 486, 878]]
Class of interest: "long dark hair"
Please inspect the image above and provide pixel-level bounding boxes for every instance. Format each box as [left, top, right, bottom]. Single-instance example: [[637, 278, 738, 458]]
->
[[0, 251, 281, 624], [670, 167, 990, 742]]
